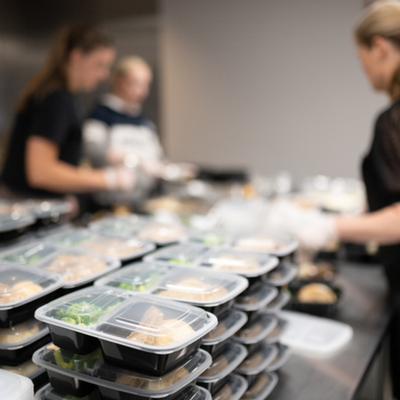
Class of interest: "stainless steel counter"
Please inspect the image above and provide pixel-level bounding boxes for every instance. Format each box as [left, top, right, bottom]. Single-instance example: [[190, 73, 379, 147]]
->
[[268, 263, 391, 400]]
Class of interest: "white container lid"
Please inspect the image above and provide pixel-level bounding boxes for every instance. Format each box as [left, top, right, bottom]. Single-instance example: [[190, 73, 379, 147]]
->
[[263, 262, 297, 286], [35, 248, 121, 289], [235, 282, 278, 312], [35, 287, 218, 355], [33, 344, 212, 398], [233, 234, 298, 257], [196, 249, 279, 278], [198, 343, 248, 383], [0, 263, 64, 310], [279, 310, 353, 357], [0, 369, 34, 400], [144, 244, 208, 266], [47, 228, 155, 261]]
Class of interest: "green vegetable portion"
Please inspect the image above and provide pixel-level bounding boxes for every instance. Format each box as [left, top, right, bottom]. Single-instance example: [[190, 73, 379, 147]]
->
[[53, 301, 121, 326], [117, 271, 161, 292], [168, 257, 193, 265], [53, 347, 101, 372]]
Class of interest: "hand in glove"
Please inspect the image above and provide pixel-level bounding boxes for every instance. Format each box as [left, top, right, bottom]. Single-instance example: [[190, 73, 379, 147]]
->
[[103, 167, 137, 191]]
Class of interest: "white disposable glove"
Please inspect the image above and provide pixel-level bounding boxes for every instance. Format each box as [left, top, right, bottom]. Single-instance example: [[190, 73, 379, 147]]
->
[[103, 167, 137, 191]]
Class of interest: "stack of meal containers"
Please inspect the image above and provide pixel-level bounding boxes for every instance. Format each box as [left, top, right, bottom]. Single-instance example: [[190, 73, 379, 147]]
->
[[0, 262, 65, 390], [33, 286, 218, 400], [141, 229, 298, 400], [94, 259, 250, 400]]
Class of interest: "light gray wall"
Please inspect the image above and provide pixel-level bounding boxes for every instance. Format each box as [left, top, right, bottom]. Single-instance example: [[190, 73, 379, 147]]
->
[[159, 0, 388, 179]]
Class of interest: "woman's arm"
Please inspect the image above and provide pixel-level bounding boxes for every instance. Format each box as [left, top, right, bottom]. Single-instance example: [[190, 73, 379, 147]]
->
[[336, 203, 400, 245], [26, 135, 108, 193]]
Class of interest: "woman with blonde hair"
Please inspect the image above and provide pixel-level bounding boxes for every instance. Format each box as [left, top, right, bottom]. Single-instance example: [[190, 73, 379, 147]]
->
[[288, 2, 400, 396], [1, 23, 135, 204]]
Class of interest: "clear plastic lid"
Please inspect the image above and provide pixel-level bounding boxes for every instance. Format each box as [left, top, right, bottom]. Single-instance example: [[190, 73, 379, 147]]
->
[[88, 214, 143, 235], [212, 374, 248, 400], [144, 245, 208, 266], [233, 235, 298, 257], [0, 369, 34, 400], [0, 213, 36, 234], [234, 283, 278, 312], [202, 310, 247, 345], [264, 291, 291, 314], [137, 223, 186, 245], [235, 343, 279, 376], [48, 229, 155, 261], [94, 263, 170, 293], [0, 263, 64, 310], [151, 267, 248, 307], [234, 315, 278, 345], [33, 344, 212, 398], [96, 263, 248, 307], [0, 359, 41, 378], [35, 248, 121, 289], [196, 250, 279, 278], [265, 344, 291, 372], [263, 263, 297, 286], [31, 199, 72, 219], [0, 318, 48, 349], [240, 372, 278, 400], [0, 241, 59, 265], [198, 343, 247, 383], [265, 318, 288, 344], [184, 231, 231, 247], [35, 287, 218, 355]]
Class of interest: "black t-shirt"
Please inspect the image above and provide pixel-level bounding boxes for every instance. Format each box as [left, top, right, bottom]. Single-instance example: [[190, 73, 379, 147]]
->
[[1, 88, 83, 198], [362, 98, 400, 293]]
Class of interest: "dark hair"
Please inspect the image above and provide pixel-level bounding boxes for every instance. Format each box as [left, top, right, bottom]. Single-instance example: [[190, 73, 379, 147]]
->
[[17, 23, 114, 111]]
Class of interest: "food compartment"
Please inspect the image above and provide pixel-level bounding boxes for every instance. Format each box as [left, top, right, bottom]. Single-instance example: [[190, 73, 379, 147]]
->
[[263, 290, 291, 314], [197, 343, 247, 394], [240, 372, 278, 400], [48, 229, 155, 262], [197, 249, 278, 279], [296, 261, 337, 282], [266, 344, 291, 372], [35, 384, 101, 400], [263, 262, 297, 287], [288, 282, 341, 317], [35, 287, 131, 354], [211, 374, 248, 400], [96, 295, 217, 374], [235, 282, 278, 312], [94, 263, 169, 293], [36, 248, 121, 289], [144, 245, 208, 266], [235, 342, 279, 380], [233, 234, 298, 257], [150, 267, 248, 315], [202, 310, 248, 347], [33, 343, 212, 400], [234, 315, 278, 346], [0, 264, 64, 327], [0, 318, 50, 365]]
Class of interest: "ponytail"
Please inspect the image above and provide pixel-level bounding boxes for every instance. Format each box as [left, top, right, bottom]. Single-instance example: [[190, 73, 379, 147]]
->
[[17, 23, 114, 111]]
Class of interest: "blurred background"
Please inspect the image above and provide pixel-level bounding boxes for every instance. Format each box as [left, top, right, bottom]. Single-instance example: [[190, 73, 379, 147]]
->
[[0, 0, 388, 179]]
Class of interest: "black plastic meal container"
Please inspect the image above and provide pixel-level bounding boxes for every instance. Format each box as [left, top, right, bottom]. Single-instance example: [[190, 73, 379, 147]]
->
[[98, 382, 197, 400], [197, 374, 230, 395], [0, 333, 51, 366], [201, 339, 231, 358], [201, 299, 235, 319], [98, 329, 203, 376], [31, 367, 49, 392], [0, 291, 59, 328], [288, 282, 341, 318], [47, 324, 101, 356], [46, 367, 97, 397]]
